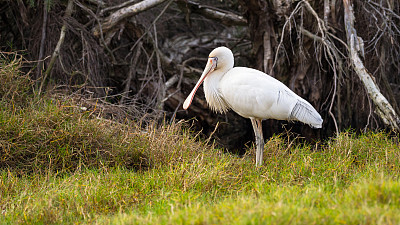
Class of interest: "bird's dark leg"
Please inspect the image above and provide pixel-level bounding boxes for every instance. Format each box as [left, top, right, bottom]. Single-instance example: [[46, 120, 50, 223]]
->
[[251, 118, 264, 167]]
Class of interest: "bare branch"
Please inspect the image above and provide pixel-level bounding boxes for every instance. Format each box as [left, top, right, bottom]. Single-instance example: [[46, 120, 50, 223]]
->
[[324, 0, 330, 25], [129, 0, 174, 53], [74, 0, 116, 63], [272, 0, 304, 69], [120, 42, 142, 105], [343, 0, 400, 131], [39, 0, 74, 95], [92, 0, 169, 36], [36, 0, 48, 84], [100, 0, 139, 16], [176, 0, 247, 26], [86, 0, 106, 8], [274, 0, 344, 133]]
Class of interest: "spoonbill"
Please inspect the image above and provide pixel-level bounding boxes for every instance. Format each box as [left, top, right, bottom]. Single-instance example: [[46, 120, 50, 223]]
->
[[183, 47, 323, 166]]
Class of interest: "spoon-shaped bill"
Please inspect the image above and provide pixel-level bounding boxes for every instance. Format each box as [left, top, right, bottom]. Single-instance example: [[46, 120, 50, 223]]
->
[[183, 58, 216, 109]]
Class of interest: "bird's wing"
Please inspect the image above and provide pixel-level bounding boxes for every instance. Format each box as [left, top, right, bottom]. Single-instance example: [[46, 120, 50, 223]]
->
[[220, 67, 323, 128], [220, 67, 297, 119]]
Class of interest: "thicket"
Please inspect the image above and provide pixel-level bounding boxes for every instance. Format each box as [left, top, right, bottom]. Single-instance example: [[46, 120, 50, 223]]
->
[[1, 0, 400, 152]]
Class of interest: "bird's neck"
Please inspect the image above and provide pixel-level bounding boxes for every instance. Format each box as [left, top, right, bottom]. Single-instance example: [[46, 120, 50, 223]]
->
[[203, 70, 230, 114]]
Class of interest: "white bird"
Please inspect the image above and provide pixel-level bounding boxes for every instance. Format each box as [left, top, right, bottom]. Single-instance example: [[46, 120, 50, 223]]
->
[[183, 47, 323, 166]]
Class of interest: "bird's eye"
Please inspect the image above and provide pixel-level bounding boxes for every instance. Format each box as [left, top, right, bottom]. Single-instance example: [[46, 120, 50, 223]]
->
[[209, 57, 218, 68]]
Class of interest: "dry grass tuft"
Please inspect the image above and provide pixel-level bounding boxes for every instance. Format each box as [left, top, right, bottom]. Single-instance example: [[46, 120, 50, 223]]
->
[[0, 99, 149, 173], [0, 52, 33, 105]]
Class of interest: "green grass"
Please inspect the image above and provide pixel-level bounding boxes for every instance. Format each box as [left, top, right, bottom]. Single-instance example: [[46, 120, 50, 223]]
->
[[1, 52, 400, 224], [1, 132, 400, 224]]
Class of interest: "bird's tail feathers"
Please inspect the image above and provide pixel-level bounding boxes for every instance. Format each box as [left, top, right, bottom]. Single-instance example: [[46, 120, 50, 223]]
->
[[289, 100, 323, 128]]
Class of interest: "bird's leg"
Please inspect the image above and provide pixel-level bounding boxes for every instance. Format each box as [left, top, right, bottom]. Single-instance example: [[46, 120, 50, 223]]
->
[[250, 118, 264, 167], [255, 119, 264, 166]]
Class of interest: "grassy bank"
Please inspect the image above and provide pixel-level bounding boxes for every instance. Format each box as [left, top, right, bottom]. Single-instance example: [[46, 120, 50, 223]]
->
[[1, 53, 400, 224], [2, 131, 400, 224]]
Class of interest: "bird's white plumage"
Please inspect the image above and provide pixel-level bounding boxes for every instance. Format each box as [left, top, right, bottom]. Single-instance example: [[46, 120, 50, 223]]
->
[[183, 46, 323, 166], [220, 67, 295, 119], [218, 67, 322, 127]]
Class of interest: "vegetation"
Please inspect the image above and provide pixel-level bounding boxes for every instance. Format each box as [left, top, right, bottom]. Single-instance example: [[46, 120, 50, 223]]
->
[[1, 0, 400, 223], [1, 53, 400, 224], [2, 0, 400, 149]]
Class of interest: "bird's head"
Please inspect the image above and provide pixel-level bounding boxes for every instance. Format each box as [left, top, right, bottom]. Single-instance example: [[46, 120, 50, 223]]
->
[[208, 46, 234, 71], [183, 46, 234, 110]]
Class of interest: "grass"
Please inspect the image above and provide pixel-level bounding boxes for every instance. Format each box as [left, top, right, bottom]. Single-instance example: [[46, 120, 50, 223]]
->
[[1, 52, 400, 224]]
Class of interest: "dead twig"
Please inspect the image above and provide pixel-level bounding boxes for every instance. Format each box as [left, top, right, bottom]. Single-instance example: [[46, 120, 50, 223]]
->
[[74, 0, 116, 63], [176, 0, 247, 26], [272, 0, 304, 69], [39, 0, 74, 95], [129, 0, 174, 52], [120, 42, 142, 105], [36, 0, 48, 85]]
